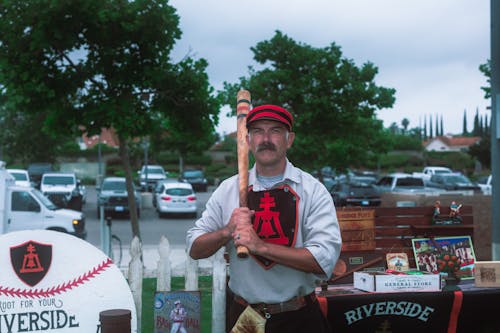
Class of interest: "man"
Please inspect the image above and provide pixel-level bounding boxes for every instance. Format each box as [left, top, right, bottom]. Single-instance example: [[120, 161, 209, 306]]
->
[[170, 300, 187, 333], [187, 104, 342, 332]]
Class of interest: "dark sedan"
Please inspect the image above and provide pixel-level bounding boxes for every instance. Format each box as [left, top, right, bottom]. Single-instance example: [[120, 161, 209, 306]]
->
[[179, 169, 208, 192], [330, 181, 382, 207]]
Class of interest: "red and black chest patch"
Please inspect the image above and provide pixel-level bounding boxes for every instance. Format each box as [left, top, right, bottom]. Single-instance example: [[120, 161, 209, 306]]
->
[[247, 184, 299, 269], [10, 240, 52, 287]]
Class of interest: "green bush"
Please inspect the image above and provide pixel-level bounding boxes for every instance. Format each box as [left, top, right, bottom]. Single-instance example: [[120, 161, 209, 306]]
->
[[426, 151, 475, 175], [106, 156, 125, 177]]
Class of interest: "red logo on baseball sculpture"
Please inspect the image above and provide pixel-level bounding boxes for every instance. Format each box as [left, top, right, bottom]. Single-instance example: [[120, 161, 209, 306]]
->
[[10, 240, 52, 287]]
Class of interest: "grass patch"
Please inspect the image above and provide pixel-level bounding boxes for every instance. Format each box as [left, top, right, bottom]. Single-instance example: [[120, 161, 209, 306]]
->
[[141, 276, 213, 333]]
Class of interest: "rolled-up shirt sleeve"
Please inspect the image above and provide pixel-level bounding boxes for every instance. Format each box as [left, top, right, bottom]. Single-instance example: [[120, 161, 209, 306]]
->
[[302, 181, 342, 280], [186, 177, 238, 255]]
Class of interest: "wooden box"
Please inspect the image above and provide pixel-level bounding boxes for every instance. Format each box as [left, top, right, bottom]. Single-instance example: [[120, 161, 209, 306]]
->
[[337, 209, 375, 251], [353, 271, 442, 292], [475, 261, 500, 287]]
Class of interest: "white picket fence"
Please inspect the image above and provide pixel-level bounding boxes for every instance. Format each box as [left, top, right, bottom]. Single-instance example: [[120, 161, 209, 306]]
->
[[126, 235, 227, 333]]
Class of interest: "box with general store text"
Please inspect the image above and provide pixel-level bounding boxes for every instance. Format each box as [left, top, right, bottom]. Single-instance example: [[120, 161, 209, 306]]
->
[[354, 271, 441, 292]]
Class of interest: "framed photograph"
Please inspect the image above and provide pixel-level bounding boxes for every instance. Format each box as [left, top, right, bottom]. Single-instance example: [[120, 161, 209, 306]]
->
[[412, 236, 476, 279], [154, 290, 201, 333], [386, 252, 410, 272]]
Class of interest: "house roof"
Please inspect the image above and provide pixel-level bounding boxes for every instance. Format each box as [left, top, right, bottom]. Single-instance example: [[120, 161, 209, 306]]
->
[[82, 128, 119, 149], [423, 136, 481, 148]]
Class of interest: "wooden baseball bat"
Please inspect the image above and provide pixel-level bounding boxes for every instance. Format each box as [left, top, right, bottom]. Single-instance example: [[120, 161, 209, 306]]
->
[[236, 90, 251, 258]]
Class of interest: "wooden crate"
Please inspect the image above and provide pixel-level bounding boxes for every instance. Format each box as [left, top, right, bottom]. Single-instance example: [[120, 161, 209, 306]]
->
[[475, 261, 500, 287], [337, 209, 376, 251]]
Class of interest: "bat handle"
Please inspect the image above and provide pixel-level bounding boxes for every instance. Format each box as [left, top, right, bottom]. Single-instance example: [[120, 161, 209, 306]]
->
[[237, 245, 249, 258]]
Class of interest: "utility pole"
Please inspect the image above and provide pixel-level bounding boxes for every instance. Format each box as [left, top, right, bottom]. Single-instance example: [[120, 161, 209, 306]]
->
[[491, 0, 500, 259]]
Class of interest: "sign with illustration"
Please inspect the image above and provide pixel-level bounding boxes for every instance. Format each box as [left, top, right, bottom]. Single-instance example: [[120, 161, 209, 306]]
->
[[0, 230, 137, 332], [412, 236, 476, 279], [154, 291, 201, 333]]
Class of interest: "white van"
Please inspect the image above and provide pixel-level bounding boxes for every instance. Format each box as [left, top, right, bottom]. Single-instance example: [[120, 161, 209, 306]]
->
[[0, 162, 86, 239]]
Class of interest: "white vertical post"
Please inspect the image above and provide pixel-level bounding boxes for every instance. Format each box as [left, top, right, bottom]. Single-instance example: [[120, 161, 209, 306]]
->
[[212, 248, 227, 333], [128, 236, 143, 333], [185, 250, 199, 291], [156, 235, 171, 292]]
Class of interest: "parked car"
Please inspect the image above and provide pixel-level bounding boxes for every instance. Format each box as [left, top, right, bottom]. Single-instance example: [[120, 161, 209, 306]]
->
[[477, 174, 492, 195], [375, 173, 441, 195], [179, 169, 208, 192], [427, 173, 481, 194], [330, 181, 382, 207], [40, 172, 83, 211], [27, 162, 54, 189], [412, 166, 453, 183], [0, 165, 86, 239], [138, 165, 167, 192], [97, 177, 140, 218], [152, 178, 180, 208], [7, 169, 31, 187], [154, 182, 197, 218]]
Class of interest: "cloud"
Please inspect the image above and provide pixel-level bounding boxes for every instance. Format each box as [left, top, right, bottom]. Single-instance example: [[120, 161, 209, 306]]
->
[[170, 0, 490, 135]]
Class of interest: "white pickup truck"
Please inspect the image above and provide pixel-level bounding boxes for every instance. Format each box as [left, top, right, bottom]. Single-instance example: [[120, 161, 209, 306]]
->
[[477, 174, 492, 195], [413, 166, 453, 183], [0, 162, 86, 239]]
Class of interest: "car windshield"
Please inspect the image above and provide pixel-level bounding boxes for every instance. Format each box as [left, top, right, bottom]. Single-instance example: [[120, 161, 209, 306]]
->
[[183, 170, 203, 178], [144, 167, 164, 174], [396, 177, 424, 186], [10, 172, 28, 181], [42, 176, 75, 185], [32, 189, 57, 210], [435, 169, 452, 174], [165, 188, 193, 196], [102, 181, 127, 191], [443, 175, 471, 184]]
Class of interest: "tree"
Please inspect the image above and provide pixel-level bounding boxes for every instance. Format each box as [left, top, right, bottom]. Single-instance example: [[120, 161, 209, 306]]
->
[[150, 58, 221, 172], [423, 115, 428, 140], [401, 118, 410, 133], [0, 0, 220, 239], [462, 109, 468, 135], [469, 135, 491, 169], [435, 114, 439, 137], [0, 106, 68, 164], [219, 31, 396, 172], [473, 109, 480, 136], [429, 115, 433, 138], [479, 60, 491, 99], [440, 115, 444, 136]]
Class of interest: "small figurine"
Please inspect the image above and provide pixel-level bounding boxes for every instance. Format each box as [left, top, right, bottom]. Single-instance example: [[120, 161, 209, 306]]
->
[[449, 201, 462, 218], [433, 200, 441, 218]]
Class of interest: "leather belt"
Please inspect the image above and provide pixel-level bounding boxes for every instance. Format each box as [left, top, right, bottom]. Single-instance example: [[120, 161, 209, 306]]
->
[[233, 292, 317, 316]]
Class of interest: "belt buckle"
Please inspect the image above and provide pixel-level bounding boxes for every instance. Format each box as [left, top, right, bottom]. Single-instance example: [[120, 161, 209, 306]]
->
[[262, 305, 271, 319]]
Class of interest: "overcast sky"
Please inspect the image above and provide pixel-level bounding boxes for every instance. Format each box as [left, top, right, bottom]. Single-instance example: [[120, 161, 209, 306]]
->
[[169, 0, 490, 136]]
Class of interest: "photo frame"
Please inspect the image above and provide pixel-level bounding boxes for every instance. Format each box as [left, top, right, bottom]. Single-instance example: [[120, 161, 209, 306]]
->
[[154, 290, 201, 333], [412, 236, 476, 279], [386, 252, 410, 272]]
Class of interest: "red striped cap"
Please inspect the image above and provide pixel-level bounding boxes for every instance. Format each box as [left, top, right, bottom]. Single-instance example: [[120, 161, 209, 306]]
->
[[246, 105, 293, 131]]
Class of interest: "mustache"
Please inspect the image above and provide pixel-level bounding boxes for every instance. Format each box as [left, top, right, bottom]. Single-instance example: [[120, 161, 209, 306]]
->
[[256, 142, 277, 152]]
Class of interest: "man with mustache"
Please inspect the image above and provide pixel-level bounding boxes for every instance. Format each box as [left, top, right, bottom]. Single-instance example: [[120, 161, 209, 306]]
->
[[187, 104, 342, 333]]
